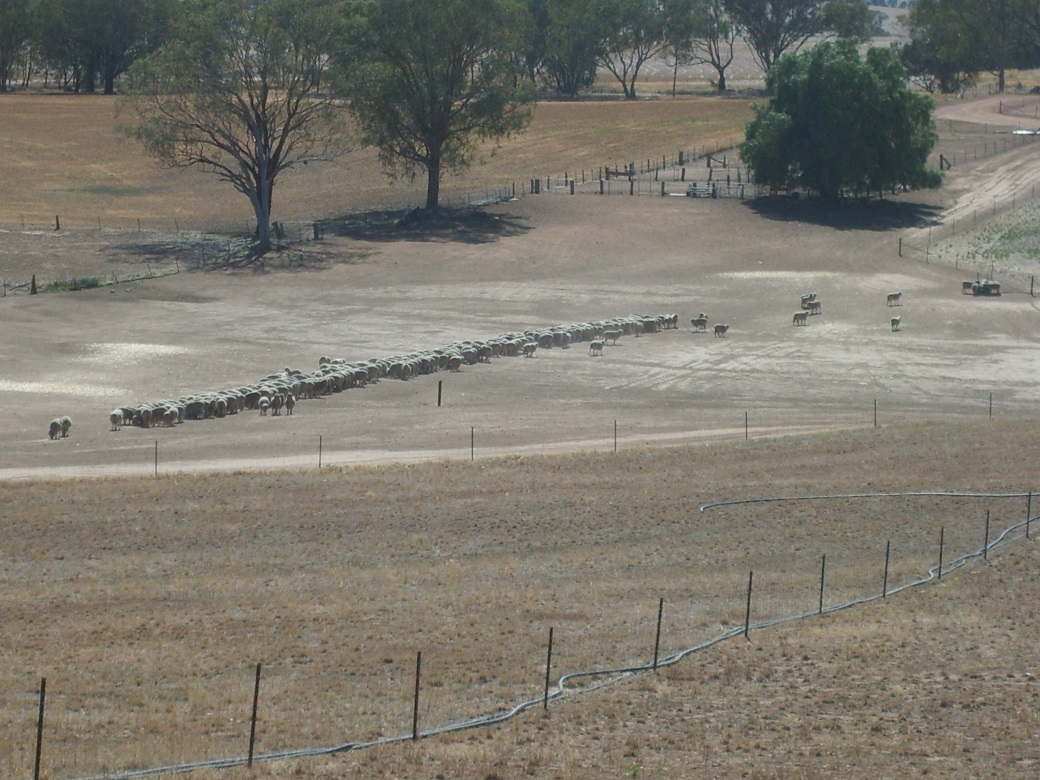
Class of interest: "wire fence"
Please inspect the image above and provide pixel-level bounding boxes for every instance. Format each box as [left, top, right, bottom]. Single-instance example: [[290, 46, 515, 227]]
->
[[10, 489, 1037, 780]]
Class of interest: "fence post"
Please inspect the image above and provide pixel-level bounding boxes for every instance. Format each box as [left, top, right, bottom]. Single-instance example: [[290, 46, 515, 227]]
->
[[412, 651, 422, 741], [938, 527, 945, 580], [745, 411, 748, 440], [34, 677, 46, 780], [653, 597, 664, 670], [818, 554, 826, 614], [984, 510, 991, 561], [154, 440, 158, 476], [318, 435, 322, 469], [471, 427, 475, 460], [883, 541, 891, 598], [248, 662, 262, 767], [614, 419, 617, 453], [744, 571, 753, 639], [1028, 490, 1033, 539], [989, 392, 993, 419], [543, 627, 554, 709]]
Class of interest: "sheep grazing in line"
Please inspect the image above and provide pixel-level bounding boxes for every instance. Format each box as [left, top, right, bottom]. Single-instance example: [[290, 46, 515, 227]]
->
[[48, 418, 63, 440], [887, 291, 902, 307], [691, 314, 709, 332], [714, 323, 730, 338], [806, 299, 822, 315], [589, 339, 604, 356], [109, 410, 123, 431], [60, 416, 72, 438], [793, 311, 808, 326], [522, 342, 538, 357], [284, 393, 296, 415], [891, 316, 902, 332]]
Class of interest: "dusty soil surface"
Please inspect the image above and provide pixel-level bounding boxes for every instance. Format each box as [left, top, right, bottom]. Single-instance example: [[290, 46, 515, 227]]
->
[[3, 94, 1040, 780], [3, 95, 1040, 478]]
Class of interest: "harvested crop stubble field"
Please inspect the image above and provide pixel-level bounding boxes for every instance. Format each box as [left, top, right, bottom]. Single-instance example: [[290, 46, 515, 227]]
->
[[2, 89, 1040, 779]]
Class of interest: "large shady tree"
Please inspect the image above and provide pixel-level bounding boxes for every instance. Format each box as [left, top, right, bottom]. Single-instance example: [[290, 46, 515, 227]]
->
[[346, 0, 534, 211], [121, 0, 352, 255], [741, 41, 941, 200]]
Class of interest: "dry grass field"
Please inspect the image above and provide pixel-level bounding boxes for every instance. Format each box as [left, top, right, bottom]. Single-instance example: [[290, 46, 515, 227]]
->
[[2, 85, 1040, 780]]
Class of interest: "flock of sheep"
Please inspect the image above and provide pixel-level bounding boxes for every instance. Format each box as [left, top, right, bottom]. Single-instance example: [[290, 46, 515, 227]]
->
[[73, 313, 680, 437], [789, 291, 902, 331], [46, 295, 911, 440]]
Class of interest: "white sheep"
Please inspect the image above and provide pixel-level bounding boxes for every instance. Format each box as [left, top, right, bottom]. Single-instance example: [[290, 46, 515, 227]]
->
[[891, 316, 901, 332], [259, 397, 270, 416], [109, 410, 123, 431], [691, 314, 708, 332], [603, 329, 622, 345], [60, 416, 72, 438], [589, 339, 604, 356], [806, 299, 822, 315], [523, 342, 538, 357], [48, 418, 62, 440]]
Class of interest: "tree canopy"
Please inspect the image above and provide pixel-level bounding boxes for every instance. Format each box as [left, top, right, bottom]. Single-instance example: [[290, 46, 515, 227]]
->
[[902, 0, 1040, 94], [121, 0, 353, 255], [740, 41, 941, 201], [346, 0, 534, 211], [723, 0, 874, 72]]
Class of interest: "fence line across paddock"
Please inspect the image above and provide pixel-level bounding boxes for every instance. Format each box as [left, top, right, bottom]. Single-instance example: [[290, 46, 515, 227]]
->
[[10, 485, 1038, 780], [897, 172, 1040, 296]]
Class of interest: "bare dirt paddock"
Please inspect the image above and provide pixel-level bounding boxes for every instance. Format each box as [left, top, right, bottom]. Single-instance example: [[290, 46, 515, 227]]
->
[[3, 95, 1040, 779]]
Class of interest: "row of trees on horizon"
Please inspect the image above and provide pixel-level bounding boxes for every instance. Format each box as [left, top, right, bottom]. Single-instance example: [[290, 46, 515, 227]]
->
[[3, 1, 1038, 99]]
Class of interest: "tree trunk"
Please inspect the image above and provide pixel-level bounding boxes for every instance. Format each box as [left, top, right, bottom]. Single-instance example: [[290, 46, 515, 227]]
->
[[672, 61, 678, 97], [717, 67, 727, 91], [253, 201, 272, 255], [425, 150, 441, 210]]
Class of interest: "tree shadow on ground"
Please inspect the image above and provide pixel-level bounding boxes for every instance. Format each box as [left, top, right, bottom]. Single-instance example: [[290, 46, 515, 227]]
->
[[324, 206, 531, 244], [745, 196, 945, 231]]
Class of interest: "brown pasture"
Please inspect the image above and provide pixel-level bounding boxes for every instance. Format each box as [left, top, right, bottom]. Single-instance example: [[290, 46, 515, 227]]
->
[[3, 90, 1040, 780]]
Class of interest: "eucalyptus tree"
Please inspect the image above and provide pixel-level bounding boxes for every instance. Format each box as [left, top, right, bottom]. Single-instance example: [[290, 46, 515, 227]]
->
[[346, 0, 534, 210], [122, 0, 354, 256]]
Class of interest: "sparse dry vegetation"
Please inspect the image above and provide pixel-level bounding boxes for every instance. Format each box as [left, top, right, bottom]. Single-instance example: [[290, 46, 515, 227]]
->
[[3, 89, 1040, 780], [3, 421, 1040, 779]]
